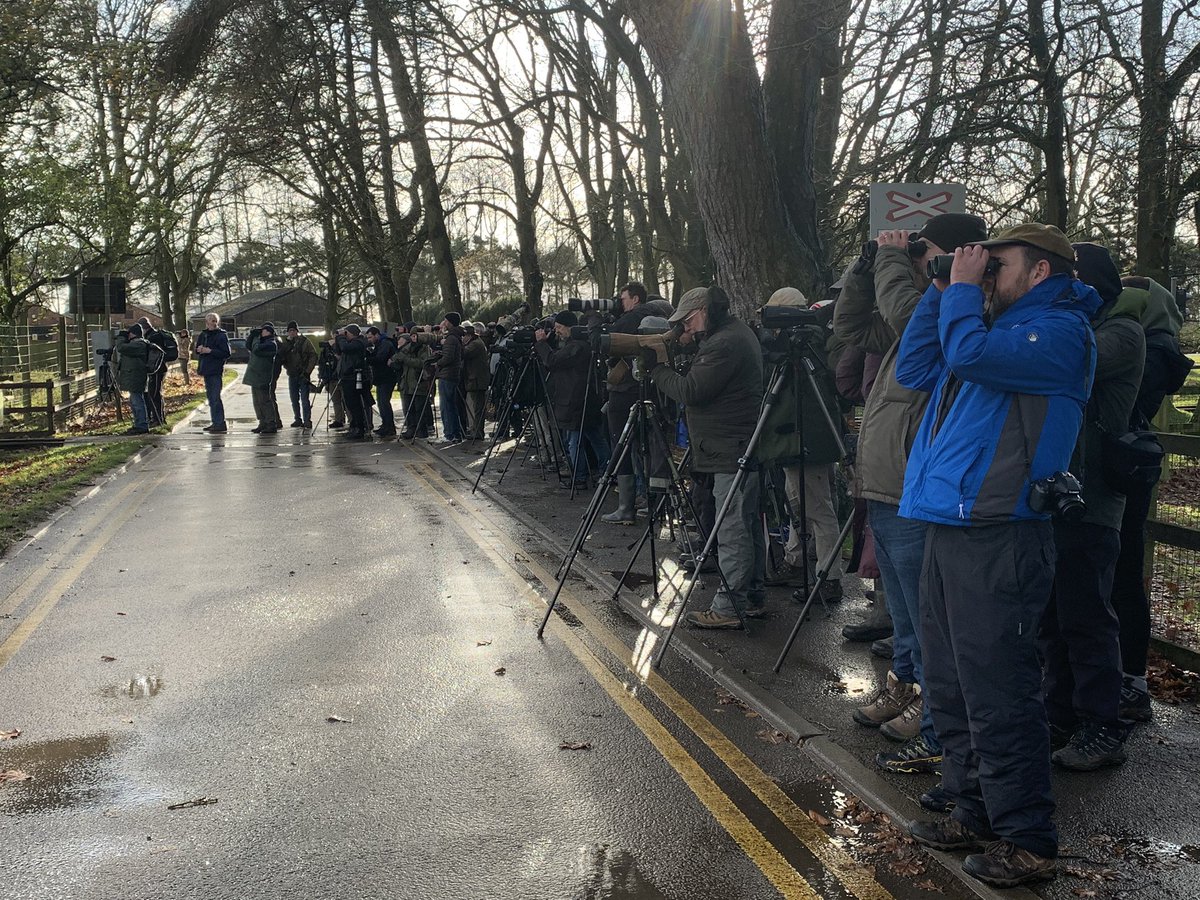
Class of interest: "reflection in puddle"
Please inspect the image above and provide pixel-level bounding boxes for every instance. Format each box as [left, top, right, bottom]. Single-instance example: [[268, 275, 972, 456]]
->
[[0, 734, 117, 815], [575, 844, 666, 899]]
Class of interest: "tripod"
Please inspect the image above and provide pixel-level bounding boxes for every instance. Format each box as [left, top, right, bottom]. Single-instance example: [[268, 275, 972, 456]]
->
[[567, 349, 606, 501], [472, 347, 560, 493]]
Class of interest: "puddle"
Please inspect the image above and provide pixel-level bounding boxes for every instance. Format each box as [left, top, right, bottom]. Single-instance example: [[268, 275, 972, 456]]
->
[[575, 844, 666, 899], [0, 733, 119, 815]]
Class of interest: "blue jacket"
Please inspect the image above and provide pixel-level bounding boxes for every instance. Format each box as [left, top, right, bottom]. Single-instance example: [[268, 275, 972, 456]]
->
[[896, 274, 1099, 525], [194, 328, 230, 376]]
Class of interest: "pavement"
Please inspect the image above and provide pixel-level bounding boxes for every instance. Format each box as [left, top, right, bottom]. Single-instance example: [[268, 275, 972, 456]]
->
[[0, 377, 1195, 900]]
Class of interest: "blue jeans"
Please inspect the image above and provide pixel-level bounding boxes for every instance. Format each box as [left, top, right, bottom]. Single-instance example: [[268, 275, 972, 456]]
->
[[288, 374, 311, 424], [868, 499, 939, 750], [127, 391, 148, 431], [438, 378, 462, 440], [204, 372, 225, 426], [563, 424, 611, 481]]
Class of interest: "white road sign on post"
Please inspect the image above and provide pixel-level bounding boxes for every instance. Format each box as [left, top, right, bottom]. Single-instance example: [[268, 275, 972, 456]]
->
[[869, 183, 966, 236]]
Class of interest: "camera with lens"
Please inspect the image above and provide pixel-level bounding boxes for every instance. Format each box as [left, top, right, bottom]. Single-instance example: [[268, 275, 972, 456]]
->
[[568, 296, 618, 314], [853, 233, 926, 274], [760, 305, 819, 331], [926, 254, 1000, 281], [1028, 471, 1086, 521]]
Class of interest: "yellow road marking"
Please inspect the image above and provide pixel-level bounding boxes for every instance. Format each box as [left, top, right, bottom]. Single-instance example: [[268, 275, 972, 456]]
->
[[412, 459, 893, 900], [0, 476, 148, 620], [0, 474, 165, 670]]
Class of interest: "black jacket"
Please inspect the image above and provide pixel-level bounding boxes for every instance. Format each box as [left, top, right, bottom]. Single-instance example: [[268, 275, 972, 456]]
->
[[433, 325, 464, 380], [650, 318, 764, 474], [368, 336, 397, 384], [335, 333, 368, 378], [535, 337, 598, 428]]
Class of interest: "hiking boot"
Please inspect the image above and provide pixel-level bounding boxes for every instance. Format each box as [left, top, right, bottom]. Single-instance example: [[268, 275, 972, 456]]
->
[[876, 734, 942, 774], [207, 424, 227, 434], [962, 841, 1056, 887], [687, 609, 743, 630], [1051, 722, 1127, 771], [920, 783, 955, 814], [881, 691, 924, 742], [1119, 676, 1152, 723], [854, 671, 916, 727], [764, 562, 804, 587], [744, 603, 768, 619], [680, 552, 718, 574], [842, 619, 892, 642], [290, 420, 304, 427], [871, 636, 894, 660], [330, 421, 345, 429], [792, 579, 843, 606], [909, 818, 996, 851], [123, 427, 149, 435]]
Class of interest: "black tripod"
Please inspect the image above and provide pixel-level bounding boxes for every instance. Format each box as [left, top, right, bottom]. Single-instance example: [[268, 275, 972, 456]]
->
[[567, 349, 606, 500], [472, 346, 561, 493]]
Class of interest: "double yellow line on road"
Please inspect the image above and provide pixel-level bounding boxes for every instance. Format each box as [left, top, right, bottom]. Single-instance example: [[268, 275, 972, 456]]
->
[[408, 460, 893, 900]]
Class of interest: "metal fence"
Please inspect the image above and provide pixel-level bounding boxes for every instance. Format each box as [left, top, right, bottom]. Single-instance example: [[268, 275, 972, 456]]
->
[[1148, 430, 1200, 655], [0, 323, 100, 438]]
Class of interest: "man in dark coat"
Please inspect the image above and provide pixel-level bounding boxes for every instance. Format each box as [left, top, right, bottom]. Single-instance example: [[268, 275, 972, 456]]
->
[[114, 324, 151, 435], [335, 324, 370, 439], [534, 311, 609, 484], [601, 282, 656, 522], [244, 322, 280, 434], [280, 321, 318, 428], [365, 326, 398, 437], [194, 312, 230, 433], [461, 323, 491, 440], [431, 312, 465, 444]]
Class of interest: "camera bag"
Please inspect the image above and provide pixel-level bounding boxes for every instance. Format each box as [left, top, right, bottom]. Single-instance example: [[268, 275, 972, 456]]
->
[[1099, 427, 1164, 494]]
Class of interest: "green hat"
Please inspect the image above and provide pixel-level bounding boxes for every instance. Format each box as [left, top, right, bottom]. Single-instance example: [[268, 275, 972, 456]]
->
[[973, 223, 1075, 264], [668, 287, 710, 324]]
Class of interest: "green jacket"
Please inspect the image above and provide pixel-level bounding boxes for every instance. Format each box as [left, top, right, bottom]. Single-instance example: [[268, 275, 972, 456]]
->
[[462, 335, 491, 391], [651, 317, 763, 474], [243, 333, 278, 388], [114, 335, 149, 392], [279, 335, 317, 378], [832, 246, 931, 505], [392, 340, 433, 395]]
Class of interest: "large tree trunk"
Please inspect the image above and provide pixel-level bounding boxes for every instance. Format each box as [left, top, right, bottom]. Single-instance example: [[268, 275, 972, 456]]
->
[[1027, 0, 1069, 231], [623, 0, 822, 314], [1135, 0, 1173, 283]]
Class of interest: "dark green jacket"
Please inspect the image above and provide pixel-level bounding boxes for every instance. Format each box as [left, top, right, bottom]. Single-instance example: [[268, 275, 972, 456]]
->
[[832, 246, 930, 505], [243, 333, 278, 388], [651, 317, 763, 474], [280, 335, 317, 378], [392, 341, 433, 395], [114, 335, 149, 392]]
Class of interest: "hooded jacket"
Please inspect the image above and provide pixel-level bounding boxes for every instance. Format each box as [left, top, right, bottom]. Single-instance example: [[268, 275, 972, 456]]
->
[[433, 324, 464, 380], [243, 330, 278, 388], [896, 274, 1099, 525]]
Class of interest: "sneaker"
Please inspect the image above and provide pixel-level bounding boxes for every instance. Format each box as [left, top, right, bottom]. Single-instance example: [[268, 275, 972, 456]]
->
[[871, 636, 894, 660], [962, 841, 1056, 887], [854, 671, 916, 727], [1119, 676, 1152, 723], [842, 619, 892, 642], [207, 424, 228, 434], [1051, 722, 1127, 771], [909, 817, 996, 851], [290, 420, 304, 428], [920, 783, 955, 814], [687, 609, 743, 630], [876, 734, 942, 774], [881, 691, 924, 742]]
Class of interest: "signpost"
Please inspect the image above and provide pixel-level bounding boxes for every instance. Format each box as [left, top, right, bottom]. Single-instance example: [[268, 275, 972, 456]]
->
[[869, 183, 966, 236]]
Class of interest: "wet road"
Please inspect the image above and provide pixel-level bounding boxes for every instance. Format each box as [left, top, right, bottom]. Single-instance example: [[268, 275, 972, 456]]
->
[[0, 382, 975, 900]]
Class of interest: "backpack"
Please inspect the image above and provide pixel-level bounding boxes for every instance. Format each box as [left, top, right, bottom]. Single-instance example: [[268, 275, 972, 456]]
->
[[159, 330, 179, 363], [145, 341, 166, 374]]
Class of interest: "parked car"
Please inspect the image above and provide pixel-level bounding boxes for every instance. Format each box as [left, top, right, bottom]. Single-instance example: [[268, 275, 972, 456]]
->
[[226, 337, 250, 363]]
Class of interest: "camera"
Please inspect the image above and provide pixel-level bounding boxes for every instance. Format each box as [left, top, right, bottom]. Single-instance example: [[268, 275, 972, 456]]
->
[[926, 254, 1000, 281], [568, 297, 618, 314], [760, 305, 819, 331], [853, 234, 926, 274], [410, 331, 441, 346], [1028, 471, 1086, 521]]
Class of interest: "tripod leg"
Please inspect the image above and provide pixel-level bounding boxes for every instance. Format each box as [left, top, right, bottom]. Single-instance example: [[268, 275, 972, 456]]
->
[[772, 511, 856, 673], [609, 513, 654, 603]]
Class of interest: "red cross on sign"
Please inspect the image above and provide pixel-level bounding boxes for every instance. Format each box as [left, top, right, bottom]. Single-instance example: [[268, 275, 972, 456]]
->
[[869, 183, 966, 234], [885, 190, 954, 222]]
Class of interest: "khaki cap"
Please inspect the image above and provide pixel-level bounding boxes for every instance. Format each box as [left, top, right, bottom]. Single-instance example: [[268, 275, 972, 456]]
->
[[973, 223, 1075, 263], [668, 287, 710, 324]]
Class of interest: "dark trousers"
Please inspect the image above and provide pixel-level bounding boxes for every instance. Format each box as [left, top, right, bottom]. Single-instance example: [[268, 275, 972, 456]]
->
[[147, 370, 166, 424], [921, 520, 1058, 858], [403, 391, 433, 436], [1041, 522, 1123, 728], [1110, 478, 1154, 677], [606, 389, 637, 476], [288, 375, 312, 424], [340, 374, 367, 431], [375, 379, 396, 433], [203, 372, 225, 427]]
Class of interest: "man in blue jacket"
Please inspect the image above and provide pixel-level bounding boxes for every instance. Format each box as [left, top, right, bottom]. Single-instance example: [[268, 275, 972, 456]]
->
[[895, 224, 1098, 887], [194, 312, 230, 433]]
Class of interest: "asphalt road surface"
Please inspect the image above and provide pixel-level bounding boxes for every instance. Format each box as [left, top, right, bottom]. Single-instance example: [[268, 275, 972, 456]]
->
[[0, 383, 981, 900]]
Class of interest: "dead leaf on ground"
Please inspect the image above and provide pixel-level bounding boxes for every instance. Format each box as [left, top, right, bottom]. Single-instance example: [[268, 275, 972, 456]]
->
[[743, 710, 760, 718], [326, 715, 352, 724], [100, 655, 117, 662], [913, 880, 940, 892], [476, 640, 492, 646], [834, 825, 857, 839], [1071, 889, 1099, 899], [494, 667, 506, 676], [559, 741, 592, 750], [116, 612, 127, 616], [0, 729, 20, 741], [0, 770, 32, 783], [755, 728, 787, 745], [807, 809, 832, 827], [167, 797, 218, 810]]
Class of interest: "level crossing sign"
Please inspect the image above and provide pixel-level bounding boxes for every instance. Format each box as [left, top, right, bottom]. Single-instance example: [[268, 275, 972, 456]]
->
[[869, 183, 966, 235]]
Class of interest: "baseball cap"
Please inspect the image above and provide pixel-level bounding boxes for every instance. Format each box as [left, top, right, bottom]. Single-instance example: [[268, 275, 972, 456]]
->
[[668, 287, 710, 324], [973, 223, 1075, 263]]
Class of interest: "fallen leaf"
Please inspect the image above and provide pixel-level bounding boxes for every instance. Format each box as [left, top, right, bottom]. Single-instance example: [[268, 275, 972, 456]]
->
[[116, 612, 127, 616], [100, 655, 117, 662], [913, 880, 939, 891], [1071, 890, 1098, 899], [0, 770, 32, 784], [167, 797, 218, 810], [834, 825, 857, 839], [0, 729, 20, 741], [558, 741, 592, 750], [755, 728, 786, 745], [743, 710, 760, 719], [326, 715, 352, 724], [494, 667, 506, 676], [476, 640, 492, 646], [121, 718, 133, 725]]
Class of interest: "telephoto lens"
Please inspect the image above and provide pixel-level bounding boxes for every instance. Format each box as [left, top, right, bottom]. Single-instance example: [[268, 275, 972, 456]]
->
[[567, 297, 618, 314]]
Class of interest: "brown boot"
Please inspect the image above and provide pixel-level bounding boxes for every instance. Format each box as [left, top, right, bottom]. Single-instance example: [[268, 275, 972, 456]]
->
[[880, 690, 923, 742], [853, 671, 916, 727], [963, 841, 1056, 887]]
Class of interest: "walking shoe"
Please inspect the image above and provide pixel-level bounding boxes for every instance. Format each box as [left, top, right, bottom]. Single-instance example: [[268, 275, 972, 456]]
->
[[962, 841, 1056, 887], [920, 783, 955, 814], [207, 424, 227, 434], [686, 609, 743, 630], [680, 552, 718, 574], [870, 635, 894, 660], [251, 426, 262, 433], [880, 691, 923, 742], [909, 818, 996, 851], [1119, 676, 1152, 722], [290, 420, 304, 427], [1052, 722, 1127, 771], [330, 421, 345, 429], [744, 603, 768, 619], [854, 671, 916, 727], [764, 562, 804, 587], [876, 734, 942, 774], [123, 427, 150, 435], [842, 619, 892, 642], [792, 579, 843, 605]]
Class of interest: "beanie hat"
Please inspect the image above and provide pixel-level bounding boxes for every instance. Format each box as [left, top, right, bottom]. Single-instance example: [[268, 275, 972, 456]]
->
[[286, 320, 299, 332], [128, 323, 143, 337], [1072, 243, 1122, 305], [402, 321, 416, 331], [345, 323, 361, 335], [365, 325, 381, 336], [260, 322, 275, 335], [917, 213, 989, 253], [443, 311, 461, 327], [554, 311, 578, 327]]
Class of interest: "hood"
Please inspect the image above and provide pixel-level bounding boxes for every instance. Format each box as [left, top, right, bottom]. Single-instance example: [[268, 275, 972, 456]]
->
[[1072, 243, 1122, 305]]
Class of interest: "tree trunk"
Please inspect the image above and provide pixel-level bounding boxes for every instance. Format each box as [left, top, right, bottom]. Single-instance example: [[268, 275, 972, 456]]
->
[[1135, 0, 1172, 283], [1027, 0, 1069, 231]]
